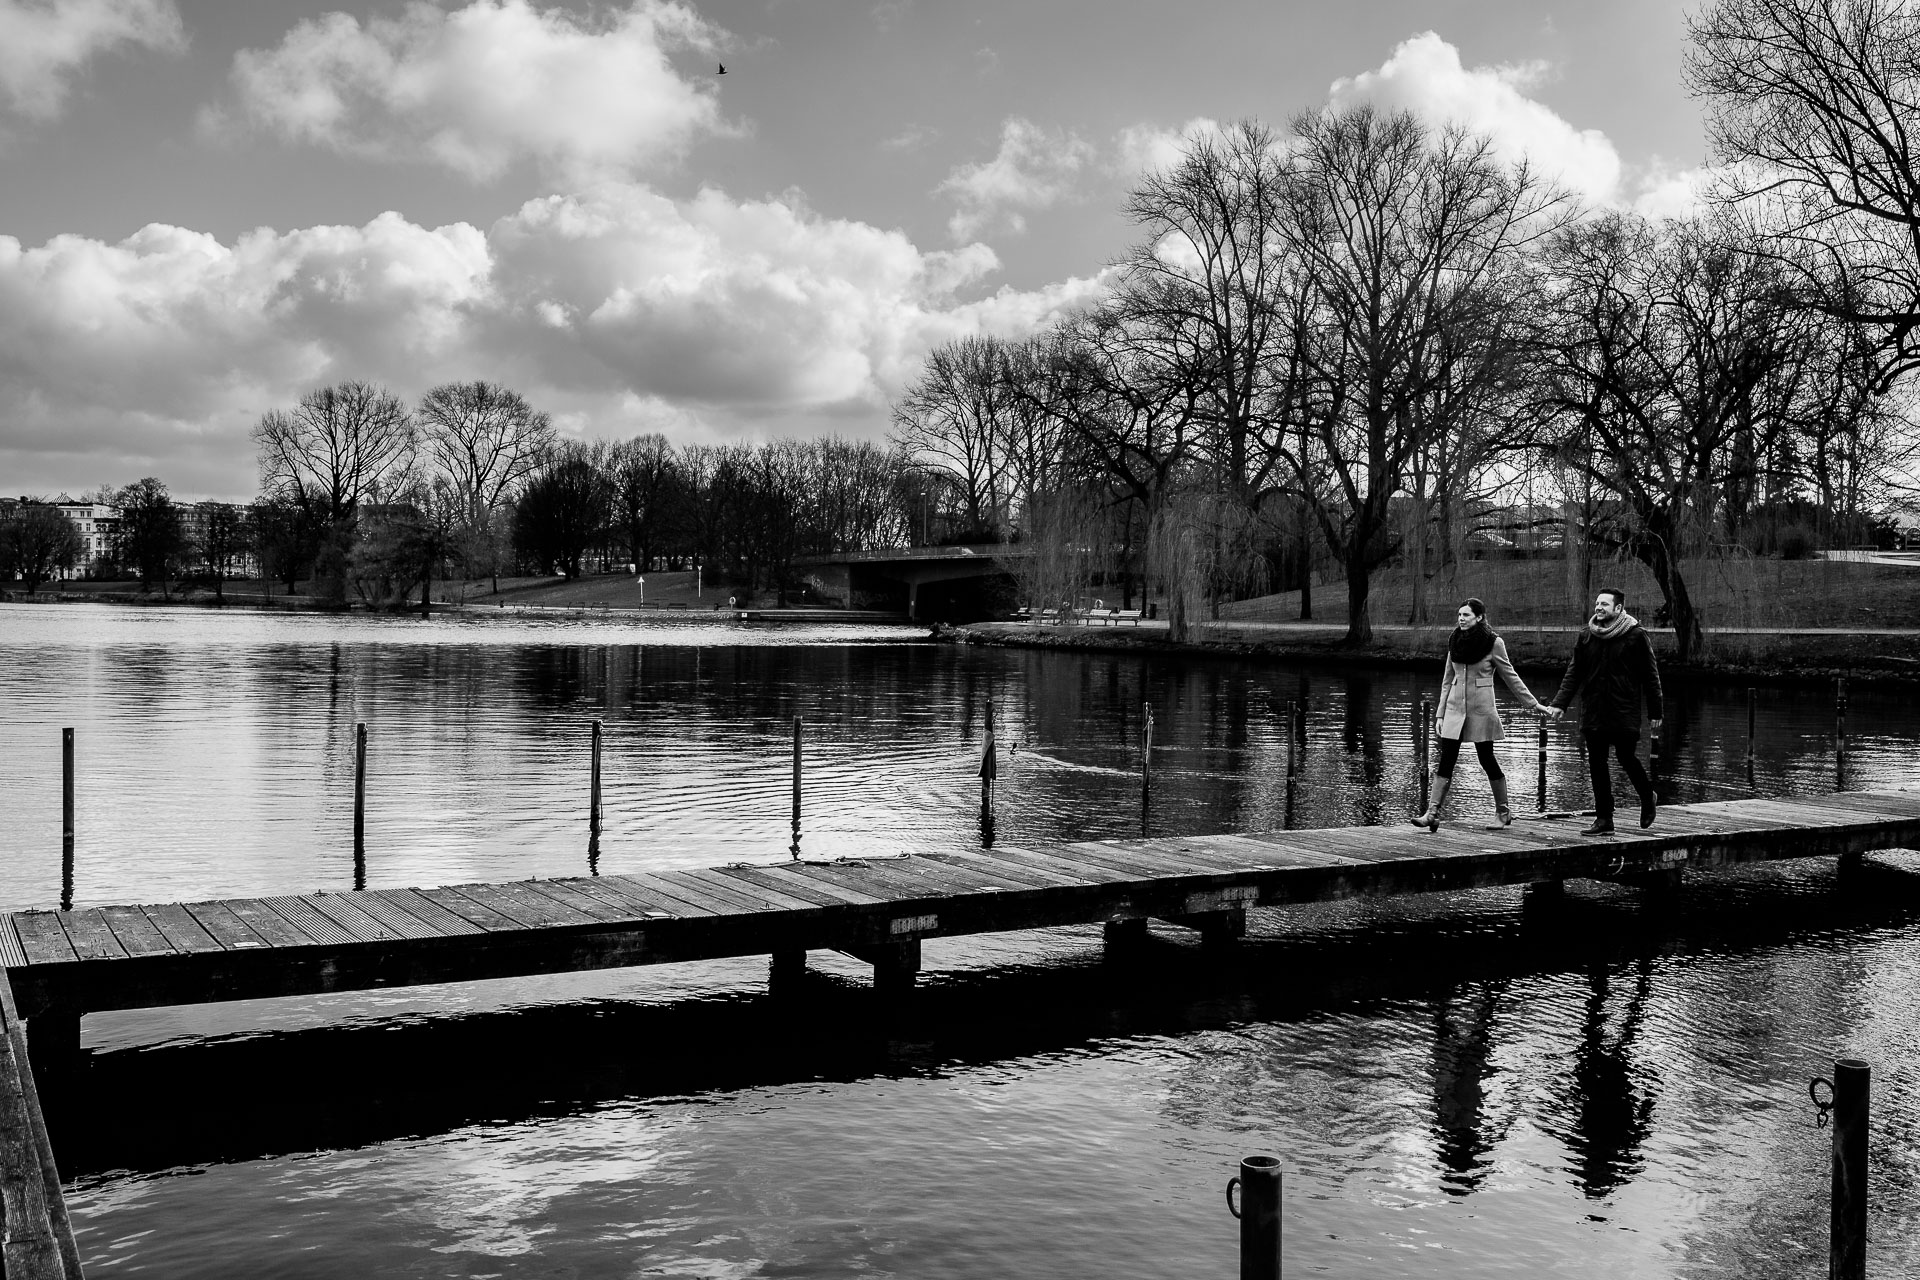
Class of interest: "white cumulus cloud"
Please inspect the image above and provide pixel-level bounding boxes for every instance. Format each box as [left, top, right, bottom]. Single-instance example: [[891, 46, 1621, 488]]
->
[[1328, 31, 1622, 205], [1113, 117, 1222, 176], [0, 0, 183, 119], [210, 0, 732, 183], [0, 186, 1107, 497], [939, 117, 1097, 241]]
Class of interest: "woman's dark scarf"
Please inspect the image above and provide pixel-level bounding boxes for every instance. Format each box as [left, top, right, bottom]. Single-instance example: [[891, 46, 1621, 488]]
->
[[1449, 620, 1496, 665]]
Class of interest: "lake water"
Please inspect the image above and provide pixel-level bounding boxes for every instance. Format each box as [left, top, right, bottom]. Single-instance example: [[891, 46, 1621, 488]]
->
[[3, 602, 1919, 1278]]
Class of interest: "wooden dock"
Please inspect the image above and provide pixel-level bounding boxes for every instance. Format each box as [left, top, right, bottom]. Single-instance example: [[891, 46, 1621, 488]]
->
[[4, 787, 1919, 1277]]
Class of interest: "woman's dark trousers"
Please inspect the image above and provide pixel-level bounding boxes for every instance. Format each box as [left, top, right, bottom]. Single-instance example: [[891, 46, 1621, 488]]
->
[[1583, 729, 1651, 822]]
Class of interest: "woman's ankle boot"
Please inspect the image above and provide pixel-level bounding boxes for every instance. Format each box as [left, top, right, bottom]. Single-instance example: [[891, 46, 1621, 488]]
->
[[1489, 776, 1512, 827], [1410, 776, 1451, 832]]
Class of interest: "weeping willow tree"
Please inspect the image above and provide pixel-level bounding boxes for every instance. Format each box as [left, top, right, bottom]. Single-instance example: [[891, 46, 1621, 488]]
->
[[1008, 485, 1118, 622], [1142, 488, 1272, 641]]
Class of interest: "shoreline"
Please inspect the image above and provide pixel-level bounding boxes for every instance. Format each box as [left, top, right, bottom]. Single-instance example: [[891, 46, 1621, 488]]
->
[[935, 619, 1920, 689]]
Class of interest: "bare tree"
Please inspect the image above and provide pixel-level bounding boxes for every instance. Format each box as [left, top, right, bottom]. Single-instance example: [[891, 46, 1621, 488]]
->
[[115, 477, 189, 597], [891, 336, 1019, 538], [1689, 0, 1920, 376], [1118, 119, 1294, 504], [513, 443, 610, 580], [0, 503, 83, 593], [194, 501, 253, 603], [1534, 212, 1801, 659], [606, 433, 679, 573], [1270, 106, 1573, 643], [417, 381, 554, 587], [254, 382, 417, 602]]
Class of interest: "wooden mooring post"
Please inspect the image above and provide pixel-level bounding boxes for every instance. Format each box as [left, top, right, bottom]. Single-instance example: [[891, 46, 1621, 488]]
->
[[1536, 723, 1549, 811], [790, 716, 803, 855], [1836, 677, 1849, 790], [61, 728, 74, 912], [590, 719, 603, 834], [1140, 702, 1155, 837], [1226, 1154, 1281, 1280], [353, 721, 367, 861], [1819, 1057, 1869, 1280], [1747, 686, 1758, 789], [1418, 696, 1432, 815], [1284, 700, 1297, 828]]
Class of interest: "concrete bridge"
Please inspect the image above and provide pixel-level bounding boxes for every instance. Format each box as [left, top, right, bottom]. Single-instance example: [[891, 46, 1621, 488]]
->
[[796, 544, 1032, 621]]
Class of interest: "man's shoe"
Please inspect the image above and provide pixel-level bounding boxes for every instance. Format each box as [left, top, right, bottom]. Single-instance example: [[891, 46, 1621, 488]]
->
[[1639, 795, 1656, 829], [1581, 818, 1615, 836]]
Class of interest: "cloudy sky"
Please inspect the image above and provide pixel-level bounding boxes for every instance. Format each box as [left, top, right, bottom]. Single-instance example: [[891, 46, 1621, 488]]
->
[[0, 0, 1707, 501]]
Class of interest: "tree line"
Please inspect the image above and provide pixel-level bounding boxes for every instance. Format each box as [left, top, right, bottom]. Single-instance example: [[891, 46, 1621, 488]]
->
[[246, 381, 921, 606], [891, 4, 1920, 657]]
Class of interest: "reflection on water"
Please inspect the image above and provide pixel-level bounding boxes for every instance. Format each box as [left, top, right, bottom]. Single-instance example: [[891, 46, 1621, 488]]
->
[[4, 603, 1920, 1277]]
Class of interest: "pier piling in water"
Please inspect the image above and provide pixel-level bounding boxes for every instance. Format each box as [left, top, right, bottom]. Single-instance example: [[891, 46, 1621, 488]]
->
[[1536, 724, 1549, 811], [1141, 702, 1154, 837], [590, 719, 603, 834], [1226, 1154, 1281, 1280], [791, 716, 803, 855], [1836, 677, 1849, 789], [353, 722, 367, 870], [1826, 1056, 1869, 1280], [61, 728, 74, 912], [1418, 697, 1432, 815]]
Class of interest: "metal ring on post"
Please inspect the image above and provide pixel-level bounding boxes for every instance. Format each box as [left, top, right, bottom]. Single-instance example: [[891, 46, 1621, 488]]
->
[[1226, 1175, 1242, 1219], [1810, 1075, 1835, 1128]]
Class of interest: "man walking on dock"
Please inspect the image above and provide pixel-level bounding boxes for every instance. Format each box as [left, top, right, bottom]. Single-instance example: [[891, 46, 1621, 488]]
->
[[1546, 588, 1663, 835]]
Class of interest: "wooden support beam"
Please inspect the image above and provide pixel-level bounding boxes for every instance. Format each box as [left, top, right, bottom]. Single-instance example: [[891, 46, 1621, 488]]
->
[[768, 947, 807, 996], [24, 1011, 80, 1084], [1169, 907, 1245, 951], [842, 940, 919, 993], [1102, 915, 1149, 959]]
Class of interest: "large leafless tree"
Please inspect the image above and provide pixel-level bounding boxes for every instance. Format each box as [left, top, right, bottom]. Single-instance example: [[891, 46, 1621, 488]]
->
[[253, 382, 417, 600], [1269, 106, 1572, 643]]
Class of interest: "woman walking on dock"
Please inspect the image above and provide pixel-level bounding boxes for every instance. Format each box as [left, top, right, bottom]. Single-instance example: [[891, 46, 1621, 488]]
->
[[1412, 599, 1546, 831]]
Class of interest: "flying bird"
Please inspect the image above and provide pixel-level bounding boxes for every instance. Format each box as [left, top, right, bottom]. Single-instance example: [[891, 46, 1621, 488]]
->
[[717, 62, 726, 74]]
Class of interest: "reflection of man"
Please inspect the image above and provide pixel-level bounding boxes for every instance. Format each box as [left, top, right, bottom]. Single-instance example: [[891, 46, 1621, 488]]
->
[[1546, 588, 1663, 835]]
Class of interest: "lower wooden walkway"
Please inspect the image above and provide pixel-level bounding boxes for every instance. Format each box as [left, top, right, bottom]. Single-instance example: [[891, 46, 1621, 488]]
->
[[5, 787, 1920, 1276]]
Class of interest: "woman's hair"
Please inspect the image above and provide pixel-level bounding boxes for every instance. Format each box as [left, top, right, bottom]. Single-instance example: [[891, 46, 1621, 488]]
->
[[1460, 598, 1487, 620]]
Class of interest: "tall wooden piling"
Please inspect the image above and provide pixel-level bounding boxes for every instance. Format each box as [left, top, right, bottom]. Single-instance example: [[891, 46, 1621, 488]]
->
[[1536, 723, 1549, 811], [61, 728, 75, 911], [1227, 1154, 1281, 1280], [791, 716, 803, 854], [1829, 1057, 1869, 1280], [1418, 697, 1432, 814], [590, 719, 603, 833], [1836, 677, 1849, 789], [353, 722, 367, 853], [1140, 702, 1155, 837]]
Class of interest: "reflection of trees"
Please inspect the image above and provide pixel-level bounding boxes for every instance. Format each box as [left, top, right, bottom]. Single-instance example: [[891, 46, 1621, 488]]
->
[[1552, 959, 1659, 1199], [1429, 980, 1511, 1195], [1342, 673, 1385, 822]]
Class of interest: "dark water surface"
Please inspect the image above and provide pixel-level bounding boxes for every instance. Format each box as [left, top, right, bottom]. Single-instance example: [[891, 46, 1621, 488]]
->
[[3, 603, 1919, 1278]]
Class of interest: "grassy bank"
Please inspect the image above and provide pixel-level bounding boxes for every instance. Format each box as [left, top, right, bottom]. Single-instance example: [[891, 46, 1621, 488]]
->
[[941, 618, 1920, 689], [1221, 554, 1920, 631]]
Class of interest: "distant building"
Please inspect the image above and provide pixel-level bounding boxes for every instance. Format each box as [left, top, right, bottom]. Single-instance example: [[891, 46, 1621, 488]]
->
[[29, 496, 121, 580]]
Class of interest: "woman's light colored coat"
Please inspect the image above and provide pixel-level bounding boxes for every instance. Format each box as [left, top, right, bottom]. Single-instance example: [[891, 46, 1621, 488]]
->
[[1436, 636, 1540, 742]]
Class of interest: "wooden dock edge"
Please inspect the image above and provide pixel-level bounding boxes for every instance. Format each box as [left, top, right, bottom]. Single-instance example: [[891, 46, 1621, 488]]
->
[[0, 969, 83, 1279]]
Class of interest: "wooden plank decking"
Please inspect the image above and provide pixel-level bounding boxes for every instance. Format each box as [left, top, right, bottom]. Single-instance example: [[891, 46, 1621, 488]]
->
[[6, 788, 1920, 1030], [0, 973, 83, 1278]]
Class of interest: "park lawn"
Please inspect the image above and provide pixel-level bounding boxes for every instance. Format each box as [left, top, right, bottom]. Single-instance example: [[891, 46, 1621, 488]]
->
[[1218, 555, 1920, 631]]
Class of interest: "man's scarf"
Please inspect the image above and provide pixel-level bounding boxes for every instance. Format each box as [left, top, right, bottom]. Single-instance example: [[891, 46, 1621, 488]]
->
[[1588, 610, 1640, 641], [1449, 621, 1496, 665]]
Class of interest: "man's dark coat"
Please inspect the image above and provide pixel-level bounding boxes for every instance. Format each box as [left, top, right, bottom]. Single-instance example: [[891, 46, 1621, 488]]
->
[[1549, 625, 1663, 734]]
